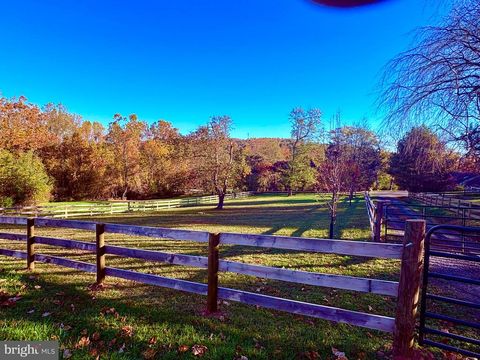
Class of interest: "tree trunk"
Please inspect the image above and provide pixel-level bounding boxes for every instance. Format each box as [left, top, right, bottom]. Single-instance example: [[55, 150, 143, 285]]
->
[[329, 214, 336, 239], [287, 188, 293, 196], [216, 193, 225, 209], [329, 190, 337, 238], [122, 187, 128, 200]]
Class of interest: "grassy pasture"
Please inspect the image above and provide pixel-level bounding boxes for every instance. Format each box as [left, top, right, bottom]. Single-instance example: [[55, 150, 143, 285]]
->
[[0, 194, 403, 359]]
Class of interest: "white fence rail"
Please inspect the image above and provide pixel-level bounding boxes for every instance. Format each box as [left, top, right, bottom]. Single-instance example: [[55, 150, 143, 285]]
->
[[0, 192, 253, 219]]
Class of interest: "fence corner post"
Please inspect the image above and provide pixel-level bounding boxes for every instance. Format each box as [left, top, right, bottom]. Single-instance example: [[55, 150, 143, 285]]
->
[[207, 233, 220, 314], [373, 200, 385, 242], [26, 218, 35, 271], [393, 219, 426, 358], [96, 223, 106, 284]]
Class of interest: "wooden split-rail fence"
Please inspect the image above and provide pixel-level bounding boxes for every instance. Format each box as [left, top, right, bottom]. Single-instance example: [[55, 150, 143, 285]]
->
[[0, 216, 426, 357], [364, 192, 386, 242], [0, 192, 253, 219]]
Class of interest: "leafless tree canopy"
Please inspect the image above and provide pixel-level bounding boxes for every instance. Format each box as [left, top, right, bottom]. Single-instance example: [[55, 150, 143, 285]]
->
[[380, 1, 480, 155]]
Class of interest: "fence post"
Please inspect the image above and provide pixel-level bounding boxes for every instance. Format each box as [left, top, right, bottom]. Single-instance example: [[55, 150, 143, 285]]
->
[[207, 233, 220, 313], [462, 208, 466, 254], [96, 223, 106, 284], [26, 218, 35, 271], [373, 201, 385, 242], [393, 219, 426, 358]]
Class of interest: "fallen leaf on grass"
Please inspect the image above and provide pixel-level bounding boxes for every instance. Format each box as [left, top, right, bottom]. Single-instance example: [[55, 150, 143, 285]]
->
[[34, 285, 41, 289], [87, 283, 106, 291], [27, 309, 35, 314], [148, 337, 157, 345], [120, 325, 134, 338], [192, 344, 207, 357], [332, 347, 348, 360], [101, 307, 119, 317], [62, 349, 72, 359], [254, 339, 264, 350], [142, 348, 157, 359], [76, 336, 90, 349], [89, 348, 100, 358], [91, 332, 101, 341], [1, 296, 22, 307], [60, 324, 72, 331], [42, 312, 51, 317], [178, 345, 189, 353]]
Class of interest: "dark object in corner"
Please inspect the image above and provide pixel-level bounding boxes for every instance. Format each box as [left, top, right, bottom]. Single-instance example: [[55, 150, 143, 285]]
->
[[310, 0, 387, 7]]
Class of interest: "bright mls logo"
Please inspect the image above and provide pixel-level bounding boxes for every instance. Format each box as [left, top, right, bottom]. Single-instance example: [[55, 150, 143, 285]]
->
[[0, 342, 58, 359]]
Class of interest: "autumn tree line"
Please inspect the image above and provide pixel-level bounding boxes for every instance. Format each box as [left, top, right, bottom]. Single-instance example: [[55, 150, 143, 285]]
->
[[0, 95, 466, 210]]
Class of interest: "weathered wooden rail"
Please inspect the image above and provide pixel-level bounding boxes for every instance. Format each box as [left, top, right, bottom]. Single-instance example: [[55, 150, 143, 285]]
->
[[364, 192, 386, 242], [0, 216, 426, 357], [0, 192, 253, 218]]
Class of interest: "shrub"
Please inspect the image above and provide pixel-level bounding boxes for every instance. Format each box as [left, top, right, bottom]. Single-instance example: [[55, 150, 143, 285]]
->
[[0, 196, 14, 208], [0, 150, 52, 205]]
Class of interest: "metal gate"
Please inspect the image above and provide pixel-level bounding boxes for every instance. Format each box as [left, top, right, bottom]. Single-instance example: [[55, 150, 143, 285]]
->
[[384, 204, 480, 254], [419, 225, 480, 357]]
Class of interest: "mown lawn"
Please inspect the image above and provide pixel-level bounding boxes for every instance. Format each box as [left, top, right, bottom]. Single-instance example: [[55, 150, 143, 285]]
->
[[0, 194, 404, 359]]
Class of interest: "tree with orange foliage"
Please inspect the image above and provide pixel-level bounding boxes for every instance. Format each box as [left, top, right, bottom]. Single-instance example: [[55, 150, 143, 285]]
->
[[106, 114, 147, 199]]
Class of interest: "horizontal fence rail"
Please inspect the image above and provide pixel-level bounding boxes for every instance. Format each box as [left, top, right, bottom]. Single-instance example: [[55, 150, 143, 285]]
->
[[0, 192, 253, 219], [219, 232, 403, 259], [365, 191, 376, 234], [218, 259, 399, 296], [0, 216, 425, 357], [409, 192, 480, 219], [364, 192, 385, 242]]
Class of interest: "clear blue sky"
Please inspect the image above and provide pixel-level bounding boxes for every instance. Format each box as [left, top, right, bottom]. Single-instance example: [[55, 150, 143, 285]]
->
[[0, 0, 448, 138]]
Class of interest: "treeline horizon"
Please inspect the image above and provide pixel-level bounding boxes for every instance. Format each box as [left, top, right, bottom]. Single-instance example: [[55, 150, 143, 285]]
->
[[0, 96, 470, 207]]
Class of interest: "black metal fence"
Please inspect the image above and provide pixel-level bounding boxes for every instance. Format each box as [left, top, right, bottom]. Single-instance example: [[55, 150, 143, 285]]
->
[[384, 203, 480, 255], [419, 225, 480, 357]]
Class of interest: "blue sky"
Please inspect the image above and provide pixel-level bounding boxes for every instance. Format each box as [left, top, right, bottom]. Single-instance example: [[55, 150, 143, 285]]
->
[[0, 0, 449, 138]]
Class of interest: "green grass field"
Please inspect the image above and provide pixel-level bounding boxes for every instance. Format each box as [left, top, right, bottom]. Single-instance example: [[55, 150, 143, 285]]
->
[[0, 194, 403, 359]]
